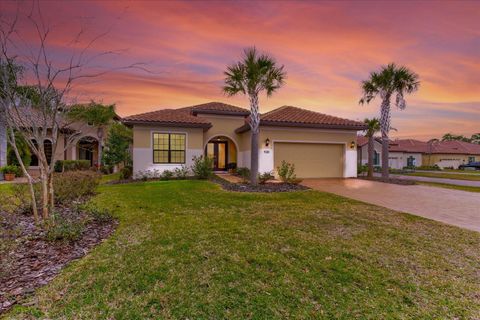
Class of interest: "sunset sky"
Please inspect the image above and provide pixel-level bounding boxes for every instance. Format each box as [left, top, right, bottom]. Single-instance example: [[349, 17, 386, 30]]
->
[[1, 1, 479, 139]]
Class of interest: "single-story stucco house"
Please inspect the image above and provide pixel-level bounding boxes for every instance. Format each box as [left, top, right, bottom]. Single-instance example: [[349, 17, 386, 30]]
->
[[388, 139, 426, 169], [122, 102, 366, 178]]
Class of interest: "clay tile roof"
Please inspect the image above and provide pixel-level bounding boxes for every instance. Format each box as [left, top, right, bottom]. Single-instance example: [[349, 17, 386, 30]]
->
[[429, 140, 480, 155], [357, 136, 383, 147], [236, 106, 366, 132], [182, 101, 250, 115], [388, 139, 429, 153], [122, 108, 211, 128]]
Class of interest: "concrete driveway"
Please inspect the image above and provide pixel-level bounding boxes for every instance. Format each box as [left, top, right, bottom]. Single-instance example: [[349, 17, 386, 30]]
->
[[301, 178, 480, 232]]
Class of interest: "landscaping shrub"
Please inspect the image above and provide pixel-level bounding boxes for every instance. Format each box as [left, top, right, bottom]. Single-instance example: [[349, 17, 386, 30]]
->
[[258, 171, 274, 184], [53, 171, 101, 204], [416, 165, 441, 171], [82, 204, 114, 224], [357, 164, 368, 175], [100, 165, 114, 174], [192, 156, 213, 179], [277, 161, 300, 184], [174, 165, 189, 179], [120, 166, 133, 180], [0, 165, 22, 177], [236, 167, 250, 183], [45, 213, 84, 242], [54, 160, 90, 172], [160, 170, 174, 180], [0, 183, 41, 215]]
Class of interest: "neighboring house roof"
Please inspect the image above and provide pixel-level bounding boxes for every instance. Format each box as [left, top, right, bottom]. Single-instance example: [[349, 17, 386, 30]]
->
[[389, 139, 429, 153], [428, 140, 480, 155], [356, 135, 382, 147], [386, 139, 480, 155], [123, 102, 366, 132], [235, 106, 366, 133]]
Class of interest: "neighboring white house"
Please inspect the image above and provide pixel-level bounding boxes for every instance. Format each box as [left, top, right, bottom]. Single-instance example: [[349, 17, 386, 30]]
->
[[357, 136, 382, 167], [388, 139, 425, 169]]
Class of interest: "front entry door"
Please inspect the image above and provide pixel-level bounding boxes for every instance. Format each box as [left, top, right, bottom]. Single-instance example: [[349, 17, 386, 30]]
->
[[206, 141, 228, 171]]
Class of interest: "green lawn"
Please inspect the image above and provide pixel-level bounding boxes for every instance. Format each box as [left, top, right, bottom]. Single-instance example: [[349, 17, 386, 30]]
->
[[418, 181, 480, 193], [5, 180, 480, 319], [402, 171, 480, 181]]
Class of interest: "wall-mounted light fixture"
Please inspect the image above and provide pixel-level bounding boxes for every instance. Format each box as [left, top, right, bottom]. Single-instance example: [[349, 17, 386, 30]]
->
[[265, 138, 270, 147], [350, 141, 355, 149]]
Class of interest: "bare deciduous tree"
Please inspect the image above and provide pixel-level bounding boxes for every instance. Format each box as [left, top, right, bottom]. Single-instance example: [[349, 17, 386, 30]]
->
[[0, 4, 144, 222]]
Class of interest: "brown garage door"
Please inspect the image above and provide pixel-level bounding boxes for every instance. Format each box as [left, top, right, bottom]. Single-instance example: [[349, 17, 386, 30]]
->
[[274, 142, 344, 178]]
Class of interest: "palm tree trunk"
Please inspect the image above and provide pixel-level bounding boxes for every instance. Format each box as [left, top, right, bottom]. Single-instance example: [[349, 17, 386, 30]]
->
[[249, 93, 260, 185], [380, 97, 391, 179], [0, 114, 7, 169], [250, 131, 259, 185], [367, 136, 374, 178]]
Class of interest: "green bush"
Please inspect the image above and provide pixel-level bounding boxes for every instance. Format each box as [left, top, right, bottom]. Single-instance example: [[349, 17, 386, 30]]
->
[[236, 167, 250, 183], [120, 166, 133, 180], [174, 165, 189, 179], [82, 204, 114, 224], [277, 161, 300, 184], [192, 156, 213, 179], [45, 214, 84, 242], [7, 132, 31, 170], [1, 165, 21, 176], [0, 182, 41, 214], [357, 164, 368, 175], [100, 165, 114, 174], [416, 165, 441, 171], [160, 170, 174, 180], [53, 171, 101, 204], [54, 160, 91, 172], [258, 171, 274, 184]]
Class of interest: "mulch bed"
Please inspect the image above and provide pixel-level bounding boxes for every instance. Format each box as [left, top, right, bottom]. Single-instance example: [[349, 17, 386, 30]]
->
[[0, 208, 117, 314], [358, 176, 417, 185], [212, 176, 309, 192]]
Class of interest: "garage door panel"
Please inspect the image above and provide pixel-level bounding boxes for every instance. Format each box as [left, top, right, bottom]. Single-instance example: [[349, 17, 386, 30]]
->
[[274, 142, 344, 178]]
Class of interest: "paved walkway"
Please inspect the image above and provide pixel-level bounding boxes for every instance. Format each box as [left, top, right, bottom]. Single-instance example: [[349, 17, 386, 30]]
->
[[301, 178, 480, 232]]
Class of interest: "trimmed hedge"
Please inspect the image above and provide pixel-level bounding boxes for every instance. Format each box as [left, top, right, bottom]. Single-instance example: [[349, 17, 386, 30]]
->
[[54, 160, 91, 172]]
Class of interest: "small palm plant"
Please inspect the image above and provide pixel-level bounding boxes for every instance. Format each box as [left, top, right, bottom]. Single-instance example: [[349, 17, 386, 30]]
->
[[359, 63, 419, 179], [364, 118, 380, 178], [223, 47, 286, 185]]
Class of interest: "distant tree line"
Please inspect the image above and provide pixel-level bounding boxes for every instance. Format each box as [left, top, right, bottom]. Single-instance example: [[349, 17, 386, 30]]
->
[[441, 133, 480, 144]]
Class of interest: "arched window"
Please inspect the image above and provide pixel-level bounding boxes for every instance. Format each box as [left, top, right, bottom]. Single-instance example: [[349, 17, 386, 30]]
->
[[29, 139, 53, 166]]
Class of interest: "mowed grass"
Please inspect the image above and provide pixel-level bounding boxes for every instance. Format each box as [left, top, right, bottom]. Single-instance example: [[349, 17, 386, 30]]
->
[[5, 180, 480, 319], [403, 171, 480, 181], [418, 181, 480, 193]]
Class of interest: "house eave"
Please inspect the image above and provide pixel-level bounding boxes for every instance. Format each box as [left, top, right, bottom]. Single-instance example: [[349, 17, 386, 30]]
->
[[235, 121, 367, 133]]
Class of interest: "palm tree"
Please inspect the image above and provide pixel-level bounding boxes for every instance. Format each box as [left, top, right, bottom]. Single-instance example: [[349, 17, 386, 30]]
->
[[359, 63, 419, 179], [223, 47, 286, 185], [363, 118, 380, 178]]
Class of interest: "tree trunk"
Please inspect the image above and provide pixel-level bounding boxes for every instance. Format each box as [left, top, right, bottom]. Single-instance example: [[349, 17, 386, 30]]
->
[[367, 136, 374, 178], [40, 169, 49, 220], [48, 172, 54, 209], [7, 129, 39, 222], [380, 97, 391, 179], [0, 117, 6, 168], [250, 130, 259, 185], [248, 93, 260, 185]]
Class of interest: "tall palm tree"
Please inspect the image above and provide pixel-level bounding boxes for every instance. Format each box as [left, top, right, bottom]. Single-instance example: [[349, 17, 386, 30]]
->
[[359, 63, 419, 179], [363, 118, 380, 178], [223, 47, 286, 185]]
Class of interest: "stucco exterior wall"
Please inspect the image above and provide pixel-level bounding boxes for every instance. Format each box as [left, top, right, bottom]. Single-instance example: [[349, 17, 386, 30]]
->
[[388, 152, 422, 169], [357, 141, 382, 166], [132, 125, 204, 176], [422, 154, 477, 169]]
